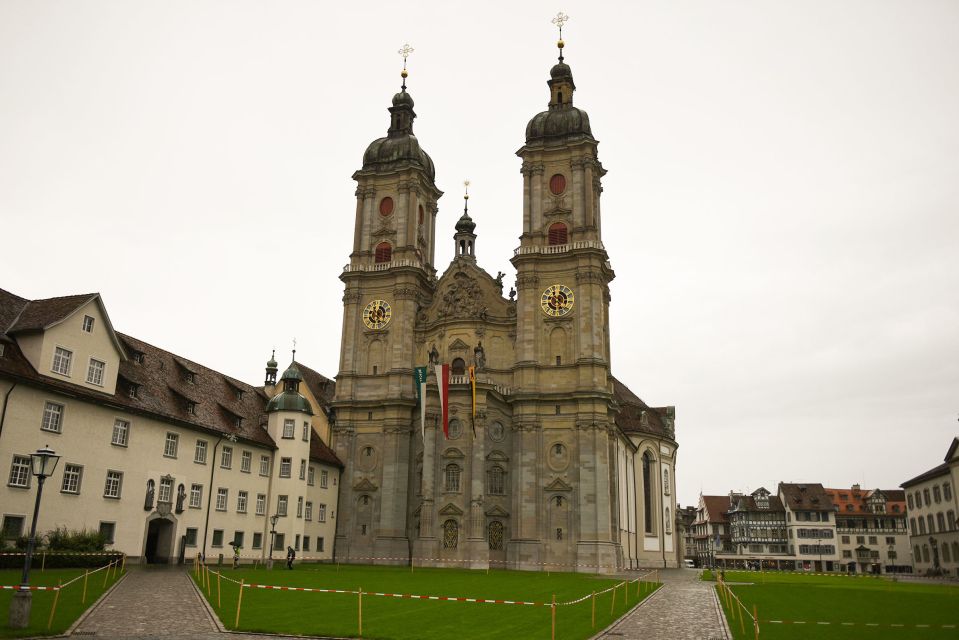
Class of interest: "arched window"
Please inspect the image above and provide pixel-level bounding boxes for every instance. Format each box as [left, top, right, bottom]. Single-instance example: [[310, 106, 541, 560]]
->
[[547, 222, 568, 246], [937, 512, 946, 532], [642, 452, 654, 534], [944, 543, 952, 563], [451, 357, 466, 375], [922, 545, 930, 562], [914, 545, 921, 563], [945, 483, 953, 501], [947, 510, 956, 531], [374, 242, 392, 263], [445, 464, 461, 492], [928, 514, 935, 534], [448, 419, 462, 439], [487, 466, 505, 495], [443, 519, 458, 549], [953, 541, 959, 561], [488, 521, 504, 550]]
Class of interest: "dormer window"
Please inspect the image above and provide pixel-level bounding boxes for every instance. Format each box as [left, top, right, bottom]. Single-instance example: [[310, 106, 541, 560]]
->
[[128, 383, 139, 399], [52, 347, 72, 376], [133, 352, 144, 364], [82, 315, 95, 333], [185, 372, 196, 384], [235, 389, 244, 401], [234, 416, 243, 429], [187, 401, 197, 415]]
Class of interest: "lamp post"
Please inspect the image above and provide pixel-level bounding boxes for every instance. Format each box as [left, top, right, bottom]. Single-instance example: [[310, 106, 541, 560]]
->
[[268, 514, 279, 570], [9, 446, 60, 628]]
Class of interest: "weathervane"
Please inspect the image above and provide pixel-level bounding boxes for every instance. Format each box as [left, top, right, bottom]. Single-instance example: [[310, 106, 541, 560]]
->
[[398, 43, 414, 90], [463, 179, 470, 213], [292, 337, 297, 361], [552, 12, 569, 61]]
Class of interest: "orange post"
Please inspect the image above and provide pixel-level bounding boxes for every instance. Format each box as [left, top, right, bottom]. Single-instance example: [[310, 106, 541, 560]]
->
[[82, 570, 89, 604], [235, 579, 244, 627], [47, 583, 61, 629], [121, 554, 126, 573], [591, 591, 596, 628], [754, 604, 759, 639], [217, 572, 222, 608], [739, 600, 746, 635], [41, 552, 46, 572], [610, 583, 616, 614], [102, 561, 111, 587], [358, 587, 363, 636]]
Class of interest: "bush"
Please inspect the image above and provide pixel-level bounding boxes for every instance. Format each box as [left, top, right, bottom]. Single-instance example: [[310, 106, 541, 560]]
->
[[45, 526, 108, 552]]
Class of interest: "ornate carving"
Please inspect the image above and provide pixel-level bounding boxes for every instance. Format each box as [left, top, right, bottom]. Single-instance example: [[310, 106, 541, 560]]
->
[[394, 286, 419, 300], [575, 270, 606, 284], [371, 219, 397, 239], [436, 271, 484, 320], [342, 290, 362, 304]]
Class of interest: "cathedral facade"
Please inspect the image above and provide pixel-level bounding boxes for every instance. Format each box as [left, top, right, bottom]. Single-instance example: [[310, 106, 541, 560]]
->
[[331, 39, 679, 572]]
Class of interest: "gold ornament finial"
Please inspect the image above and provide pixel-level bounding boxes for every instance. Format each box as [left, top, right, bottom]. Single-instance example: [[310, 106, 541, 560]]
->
[[464, 179, 470, 201], [552, 12, 569, 61], [398, 43, 414, 89]]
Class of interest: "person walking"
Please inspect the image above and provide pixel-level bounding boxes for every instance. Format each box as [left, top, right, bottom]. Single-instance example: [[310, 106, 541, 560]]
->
[[286, 545, 295, 570]]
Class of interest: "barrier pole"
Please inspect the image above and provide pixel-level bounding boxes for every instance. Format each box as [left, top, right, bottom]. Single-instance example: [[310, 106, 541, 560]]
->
[[636, 578, 640, 598], [235, 579, 244, 627], [610, 583, 616, 614], [46, 582, 61, 629], [217, 572, 222, 608], [41, 552, 46, 572], [754, 604, 759, 640], [102, 561, 111, 587], [121, 554, 126, 573], [551, 594, 556, 640], [358, 587, 363, 636], [82, 570, 89, 604], [206, 565, 211, 595], [739, 600, 745, 635]]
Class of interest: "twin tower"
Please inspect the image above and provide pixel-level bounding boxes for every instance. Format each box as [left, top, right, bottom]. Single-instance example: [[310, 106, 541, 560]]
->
[[330, 33, 679, 572]]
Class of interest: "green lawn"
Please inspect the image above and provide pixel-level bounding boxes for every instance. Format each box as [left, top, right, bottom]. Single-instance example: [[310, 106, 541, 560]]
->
[[715, 571, 959, 639], [193, 564, 660, 640], [0, 564, 124, 638]]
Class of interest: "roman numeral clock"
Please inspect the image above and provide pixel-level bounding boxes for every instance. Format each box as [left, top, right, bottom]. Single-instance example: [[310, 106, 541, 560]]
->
[[541, 284, 574, 317], [363, 300, 392, 330]]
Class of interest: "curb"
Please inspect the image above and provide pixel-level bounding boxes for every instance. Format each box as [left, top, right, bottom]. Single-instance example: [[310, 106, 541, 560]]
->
[[65, 570, 129, 636], [710, 583, 733, 640]]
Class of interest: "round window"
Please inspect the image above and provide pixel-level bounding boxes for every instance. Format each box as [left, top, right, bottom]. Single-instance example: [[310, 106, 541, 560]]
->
[[448, 419, 462, 439], [379, 197, 394, 216], [549, 174, 567, 195]]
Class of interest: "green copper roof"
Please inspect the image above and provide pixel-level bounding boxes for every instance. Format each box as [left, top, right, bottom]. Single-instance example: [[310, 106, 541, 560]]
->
[[266, 391, 314, 415], [280, 362, 303, 382]]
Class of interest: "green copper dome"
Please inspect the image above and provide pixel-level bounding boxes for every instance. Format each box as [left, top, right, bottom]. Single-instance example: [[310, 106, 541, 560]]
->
[[266, 392, 313, 415], [361, 88, 436, 180], [280, 362, 302, 382], [526, 54, 594, 144], [455, 211, 476, 233]]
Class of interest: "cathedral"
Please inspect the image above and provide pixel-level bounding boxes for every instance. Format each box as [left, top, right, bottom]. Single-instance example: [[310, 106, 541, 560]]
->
[[331, 31, 680, 572]]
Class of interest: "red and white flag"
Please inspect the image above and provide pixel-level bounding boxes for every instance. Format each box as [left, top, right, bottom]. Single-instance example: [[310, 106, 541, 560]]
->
[[437, 363, 450, 439]]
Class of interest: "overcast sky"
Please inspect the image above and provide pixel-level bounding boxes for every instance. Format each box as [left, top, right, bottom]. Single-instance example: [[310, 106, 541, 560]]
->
[[2, 1, 957, 509]]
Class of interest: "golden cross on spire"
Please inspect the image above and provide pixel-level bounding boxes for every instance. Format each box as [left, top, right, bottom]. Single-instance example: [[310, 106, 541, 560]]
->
[[552, 11, 569, 38], [464, 179, 470, 199]]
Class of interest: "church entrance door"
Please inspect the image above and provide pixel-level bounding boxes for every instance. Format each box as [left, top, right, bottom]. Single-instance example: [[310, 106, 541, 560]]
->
[[144, 518, 174, 564]]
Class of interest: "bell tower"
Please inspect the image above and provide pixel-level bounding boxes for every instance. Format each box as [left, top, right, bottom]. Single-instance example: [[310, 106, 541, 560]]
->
[[509, 14, 619, 571], [333, 45, 443, 564]]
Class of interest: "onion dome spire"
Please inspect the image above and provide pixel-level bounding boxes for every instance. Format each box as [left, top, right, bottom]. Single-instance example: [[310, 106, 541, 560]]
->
[[525, 13, 593, 143], [454, 179, 477, 260], [361, 43, 436, 179], [265, 349, 278, 386]]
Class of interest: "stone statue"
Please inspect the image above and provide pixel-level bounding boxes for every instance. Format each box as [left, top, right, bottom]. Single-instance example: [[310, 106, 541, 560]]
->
[[144, 479, 155, 511], [429, 344, 440, 369], [494, 271, 505, 291], [474, 341, 486, 370], [508, 287, 516, 302], [175, 484, 186, 513]]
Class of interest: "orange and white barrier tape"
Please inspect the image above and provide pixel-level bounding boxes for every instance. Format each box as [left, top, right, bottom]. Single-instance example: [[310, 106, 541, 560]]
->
[[0, 584, 60, 591], [766, 620, 957, 629]]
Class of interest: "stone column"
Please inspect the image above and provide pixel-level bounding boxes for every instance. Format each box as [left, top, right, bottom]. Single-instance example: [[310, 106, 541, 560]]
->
[[521, 163, 533, 237], [530, 164, 545, 238], [413, 414, 439, 563], [397, 181, 410, 248], [332, 425, 357, 562], [467, 411, 488, 568], [508, 422, 543, 570], [373, 424, 411, 563], [360, 189, 375, 255], [353, 187, 365, 254], [571, 158, 585, 230]]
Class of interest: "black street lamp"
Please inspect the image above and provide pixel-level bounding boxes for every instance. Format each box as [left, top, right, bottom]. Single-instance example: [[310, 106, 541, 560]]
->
[[268, 514, 279, 570], [8, 445, 60, 629]]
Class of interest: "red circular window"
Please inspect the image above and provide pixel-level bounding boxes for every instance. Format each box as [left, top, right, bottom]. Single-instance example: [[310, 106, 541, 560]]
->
[[549, 174, 567, 195], [379, 197, 394, 216], [418, 204, 424, 225]]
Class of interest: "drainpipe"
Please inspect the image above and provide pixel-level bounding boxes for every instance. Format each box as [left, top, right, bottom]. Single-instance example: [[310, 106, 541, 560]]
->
[[0, 382, 17, 441], [202, 435, 224, 560]]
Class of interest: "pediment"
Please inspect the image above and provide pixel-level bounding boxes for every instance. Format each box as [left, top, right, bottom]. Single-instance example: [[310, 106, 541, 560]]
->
[[486, 450, 509, 462], [442, 447, 465, 459], [353, 478, 378, 492], [545, 477, 573, 492], [418, 265, 513, 325], [448, 338, 471, 351], [485, 505, 510, 518], [439, 503, 464, 516]]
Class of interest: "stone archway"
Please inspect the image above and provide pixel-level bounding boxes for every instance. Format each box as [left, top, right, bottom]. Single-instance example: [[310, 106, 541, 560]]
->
[[143, 515, 176, 564]]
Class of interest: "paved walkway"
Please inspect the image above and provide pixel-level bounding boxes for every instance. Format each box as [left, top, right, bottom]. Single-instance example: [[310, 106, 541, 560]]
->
[[597, 569, 729, 640]]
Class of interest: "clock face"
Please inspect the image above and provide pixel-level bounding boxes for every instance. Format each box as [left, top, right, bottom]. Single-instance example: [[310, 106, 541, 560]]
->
[[541, 284, 574, 317], [363, 300, 392, 329]]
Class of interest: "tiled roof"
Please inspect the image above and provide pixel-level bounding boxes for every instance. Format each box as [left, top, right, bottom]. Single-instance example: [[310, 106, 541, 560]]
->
[[730, 494, 785, 513], [778, 483, 835, 511], [901, 462, 950, 488], [295, 361, 335, 407], [310, 428, 343, 468], [611, 376, 671, 439], [701, 495, 732, 523], [824, 487, 906, 516], [0, 288, 29, 338], [5, 292, 98, 333]]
